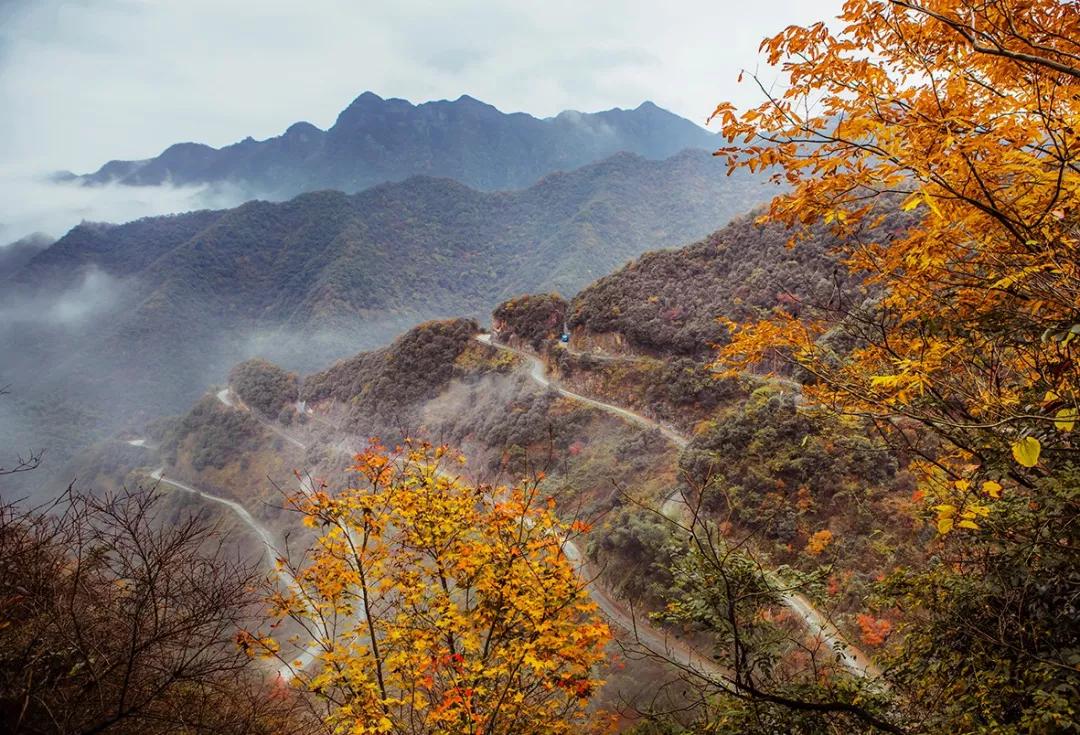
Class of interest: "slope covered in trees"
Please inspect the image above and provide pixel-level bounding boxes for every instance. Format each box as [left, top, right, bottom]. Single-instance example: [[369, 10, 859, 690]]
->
[[566, 210, 910, 358], [229, 358, 299, 418], [14, 1, 1079, 731], [671, 0, 1080, 730], [0, 149, 769, 493]]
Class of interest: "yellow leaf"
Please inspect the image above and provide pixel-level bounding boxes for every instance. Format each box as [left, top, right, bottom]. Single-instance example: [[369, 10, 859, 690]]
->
[[1054, 408, 1076, 432], [1011, 437, 1041, 467], [901, 195, 922, 211], [981, 481, 1002, 499], [957, 520, 979, 530], [937, 516, 954, 534], [923, 192, 943, 217]]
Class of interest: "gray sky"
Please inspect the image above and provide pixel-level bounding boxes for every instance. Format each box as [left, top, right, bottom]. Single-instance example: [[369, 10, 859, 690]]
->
[[0, 0, 843, 173]]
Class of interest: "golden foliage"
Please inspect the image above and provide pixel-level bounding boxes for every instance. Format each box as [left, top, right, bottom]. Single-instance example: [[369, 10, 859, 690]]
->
[[712, 0, 1079, 529], [804, 528, 834, 556], [255, 441, 611, 735]]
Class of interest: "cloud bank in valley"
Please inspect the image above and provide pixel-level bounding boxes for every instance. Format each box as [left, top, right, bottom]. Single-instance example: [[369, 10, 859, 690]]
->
[[0, 170, 247, 245], [0, 266, 119, 325]]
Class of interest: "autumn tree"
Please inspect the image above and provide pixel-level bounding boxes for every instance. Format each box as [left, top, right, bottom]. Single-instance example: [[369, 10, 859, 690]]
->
[[255, 441, 611, 735], [614, 458, 903, 735], [0, 486, 316, 735], [696, 0, 1079, 731]]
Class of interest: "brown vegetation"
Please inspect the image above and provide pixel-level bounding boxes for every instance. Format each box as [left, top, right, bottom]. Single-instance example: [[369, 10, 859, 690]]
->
[[0, 487, 318, 735]]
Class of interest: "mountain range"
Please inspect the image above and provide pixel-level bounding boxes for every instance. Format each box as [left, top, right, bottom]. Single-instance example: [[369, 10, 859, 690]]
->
[[64, 93, 719, 199], [2, 148, 771, 485]]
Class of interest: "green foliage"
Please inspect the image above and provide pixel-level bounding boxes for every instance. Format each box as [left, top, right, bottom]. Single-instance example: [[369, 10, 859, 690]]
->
[[435, 383, 591, 459], [229, 357, 298, 417], [653, 526, 897, 735], [589, 507, 675, 606], [880, 466, 1080, 734], [301, 319, 481, 431], [552, 351, 743, 432], [680, 389, 899, 544]]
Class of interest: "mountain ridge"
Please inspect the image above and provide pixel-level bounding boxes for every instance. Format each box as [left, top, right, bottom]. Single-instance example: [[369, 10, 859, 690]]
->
[[1, 149, 769, 483], [68, 92, 718, 198]]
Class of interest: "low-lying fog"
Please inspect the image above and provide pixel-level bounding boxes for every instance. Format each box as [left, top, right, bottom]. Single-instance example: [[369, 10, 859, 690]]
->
[[0, 267, 424, 502], [0, 168, 249, 246]]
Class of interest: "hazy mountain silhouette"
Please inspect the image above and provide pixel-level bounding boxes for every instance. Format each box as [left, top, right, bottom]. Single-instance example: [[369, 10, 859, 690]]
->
[[67, 93, 719, 199]]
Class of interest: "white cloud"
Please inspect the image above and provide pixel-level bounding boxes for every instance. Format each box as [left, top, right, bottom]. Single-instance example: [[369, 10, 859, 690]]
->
[[0, 266, 117, 324], [0, 168, 246, 244]]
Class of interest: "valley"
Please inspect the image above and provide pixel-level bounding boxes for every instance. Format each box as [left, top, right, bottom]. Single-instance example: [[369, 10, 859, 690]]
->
[[0, 148, 772, 494], [117, 321, 883, 715], [4, 3, 1077, 730]]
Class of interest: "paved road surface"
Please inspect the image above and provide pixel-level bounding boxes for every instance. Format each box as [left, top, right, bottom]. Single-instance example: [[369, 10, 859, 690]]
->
[[146, 466, 321, 678]]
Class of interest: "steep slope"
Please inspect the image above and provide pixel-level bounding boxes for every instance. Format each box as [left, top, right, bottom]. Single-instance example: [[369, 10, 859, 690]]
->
[[566, 208, 910, 358], [75, 313, 895, 716], [72, 92, 718, 199], [56, 192, 924, 712], [485, 215, 921, 677], [0, 233, 53, 275]]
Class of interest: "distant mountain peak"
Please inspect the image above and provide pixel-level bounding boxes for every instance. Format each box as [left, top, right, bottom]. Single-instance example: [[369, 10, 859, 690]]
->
[[348, 90, 385, 106], [450, 93, 493, 108], [77, 91, 718, 196], [284, 121, 321, 137]]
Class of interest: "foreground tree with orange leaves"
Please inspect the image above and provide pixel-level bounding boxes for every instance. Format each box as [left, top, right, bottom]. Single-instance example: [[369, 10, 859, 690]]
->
[[669, 0, 1079, 732], [713, 0, 1078, 491], [251, 442, 611, 735]]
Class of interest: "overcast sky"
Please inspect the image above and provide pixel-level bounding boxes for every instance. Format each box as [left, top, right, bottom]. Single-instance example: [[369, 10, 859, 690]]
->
[[1, 0, 843, 174]]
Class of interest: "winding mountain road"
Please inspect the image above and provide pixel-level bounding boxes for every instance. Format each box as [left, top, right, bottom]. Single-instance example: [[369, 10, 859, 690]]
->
[[213, 380, 731, 681], [478, 334, 688, 448], [141, 466, 321, 678], [217, 388, 305, 449], [475, 333, 880, 680], [156, 350, 870, 685]]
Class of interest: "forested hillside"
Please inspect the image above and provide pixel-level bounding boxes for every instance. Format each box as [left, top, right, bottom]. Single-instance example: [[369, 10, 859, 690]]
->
[[0, 149, 769, 491], [566, 209, 907, 358], [4, 1, 1077, 733]]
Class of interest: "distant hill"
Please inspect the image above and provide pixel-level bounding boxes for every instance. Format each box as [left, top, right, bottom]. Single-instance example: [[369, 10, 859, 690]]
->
[[0, 149, 769, 485], [69, 93, 719, 199]]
